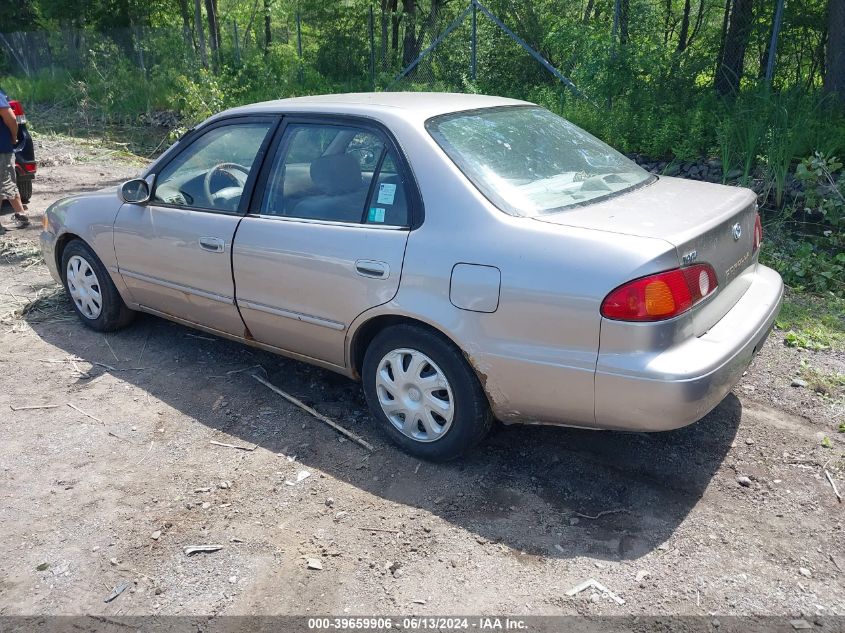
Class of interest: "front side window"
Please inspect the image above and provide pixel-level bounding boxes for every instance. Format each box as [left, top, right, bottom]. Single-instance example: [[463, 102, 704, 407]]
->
[[261, 123, 408, 226], [153, 122, 272, 212], [426, 106, 653, 216]]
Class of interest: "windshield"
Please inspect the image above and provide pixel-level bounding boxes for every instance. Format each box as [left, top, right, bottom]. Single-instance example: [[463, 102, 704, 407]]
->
[[426, 106, 654, 216]]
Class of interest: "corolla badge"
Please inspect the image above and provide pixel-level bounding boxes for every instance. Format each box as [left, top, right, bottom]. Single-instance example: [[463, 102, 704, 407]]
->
[[732, 222, 742, 241]]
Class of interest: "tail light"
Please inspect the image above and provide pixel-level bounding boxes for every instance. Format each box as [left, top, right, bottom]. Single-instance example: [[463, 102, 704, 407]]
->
[[753, 212, 762, 252], [601, 264, 718, 322], [8, 100, 26, 124]]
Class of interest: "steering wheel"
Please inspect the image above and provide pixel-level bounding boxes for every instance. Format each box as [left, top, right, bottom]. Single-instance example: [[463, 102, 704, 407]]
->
[[203, 162, 250, 204]]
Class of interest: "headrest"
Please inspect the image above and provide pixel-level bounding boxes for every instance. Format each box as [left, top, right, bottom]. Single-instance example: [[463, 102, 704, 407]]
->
[[310, 154, 362, 194]]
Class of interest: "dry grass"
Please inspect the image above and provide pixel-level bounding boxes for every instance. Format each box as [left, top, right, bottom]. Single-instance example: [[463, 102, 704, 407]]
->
[[0, 236, 71, 332], [0, 285, 73, 333], [0, 236, 44, 269]]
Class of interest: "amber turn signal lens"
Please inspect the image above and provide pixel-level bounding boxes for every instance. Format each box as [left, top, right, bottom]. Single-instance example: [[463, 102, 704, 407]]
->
[[644, 280, 677, 316]]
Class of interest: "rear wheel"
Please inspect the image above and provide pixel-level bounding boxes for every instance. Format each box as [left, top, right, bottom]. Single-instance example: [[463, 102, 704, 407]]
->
[[61, 240, 135, 332], [362, 324, 493, 461], [17, 177, 32, 204]]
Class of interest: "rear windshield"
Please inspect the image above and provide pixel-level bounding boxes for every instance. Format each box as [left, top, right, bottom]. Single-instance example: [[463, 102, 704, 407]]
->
[[426, 106, 653, 216]]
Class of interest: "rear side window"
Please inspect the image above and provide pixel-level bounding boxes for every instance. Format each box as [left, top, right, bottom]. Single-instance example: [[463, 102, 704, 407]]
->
[[363, 151, 409, 226], [260, 123, 409, 226]]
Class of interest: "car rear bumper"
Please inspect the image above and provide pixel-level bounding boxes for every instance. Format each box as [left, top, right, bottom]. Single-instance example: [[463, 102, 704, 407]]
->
[[14, 127, 36, 179], [593, 264, 783, 431]]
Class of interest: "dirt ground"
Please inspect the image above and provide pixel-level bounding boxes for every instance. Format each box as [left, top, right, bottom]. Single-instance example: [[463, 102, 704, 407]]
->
[[0, 135, 843, 619]]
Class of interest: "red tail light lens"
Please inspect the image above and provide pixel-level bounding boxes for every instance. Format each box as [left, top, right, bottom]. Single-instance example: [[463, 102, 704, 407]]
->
[[753, 213, 762, 252], [8, 100, 26, 124], [601, 264, 718, 322]]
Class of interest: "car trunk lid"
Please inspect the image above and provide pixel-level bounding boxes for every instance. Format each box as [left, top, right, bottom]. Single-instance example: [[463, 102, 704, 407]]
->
[[533, 176, 759, 334]]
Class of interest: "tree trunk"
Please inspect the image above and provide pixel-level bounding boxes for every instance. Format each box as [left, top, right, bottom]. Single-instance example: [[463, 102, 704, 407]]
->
[[715, 0, 753, 96], [176, 0, 195, 54], [390, 0, 400, 57], [401, 0, 416, 68], [193, 0, 208, 68], [825, 0, 845, 102], [688, 0, 707, 47], [677, 0, 691, 52], [214, 0, 222, 54], [716, 0, 731, 82], [619, 0, 629, 44], [415, 0, 444, 54], [263, 0, 272, 54], [380, 0, 389, 68], [810, 29, 826, 90], [204, 0, 220, 68], [242, 0, 261, 52], [582, 0, 595, 23]]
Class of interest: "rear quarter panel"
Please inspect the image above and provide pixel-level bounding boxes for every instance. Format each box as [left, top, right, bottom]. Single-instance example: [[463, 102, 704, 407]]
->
[[348, 117, 681, 427]]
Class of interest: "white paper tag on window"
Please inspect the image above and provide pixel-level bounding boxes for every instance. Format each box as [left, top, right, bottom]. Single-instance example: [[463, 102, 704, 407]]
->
[[377, 183, 397, 205], [368, 207, 386, 223]]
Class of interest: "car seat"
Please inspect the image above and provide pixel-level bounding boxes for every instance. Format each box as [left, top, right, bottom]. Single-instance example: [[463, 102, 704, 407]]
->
[[293, 154, 368, 222]]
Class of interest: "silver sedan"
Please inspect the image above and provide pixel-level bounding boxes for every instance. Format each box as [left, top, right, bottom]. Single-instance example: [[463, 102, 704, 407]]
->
[[40, 93, 783, 460]]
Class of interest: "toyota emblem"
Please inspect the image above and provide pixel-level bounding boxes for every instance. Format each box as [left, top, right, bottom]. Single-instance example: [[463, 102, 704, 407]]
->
[[732, 222, 742, 241]]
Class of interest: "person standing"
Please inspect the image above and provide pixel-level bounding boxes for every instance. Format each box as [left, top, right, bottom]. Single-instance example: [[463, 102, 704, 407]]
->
[[0, 88, 30, 233]]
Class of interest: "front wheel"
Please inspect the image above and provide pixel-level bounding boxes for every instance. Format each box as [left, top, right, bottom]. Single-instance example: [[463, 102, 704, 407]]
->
[[362, 324, 493, 461], [61, 239, 135, 332]]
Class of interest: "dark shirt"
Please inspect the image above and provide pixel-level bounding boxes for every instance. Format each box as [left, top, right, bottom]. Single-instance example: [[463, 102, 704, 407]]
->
[[0, 90, 14, 153]]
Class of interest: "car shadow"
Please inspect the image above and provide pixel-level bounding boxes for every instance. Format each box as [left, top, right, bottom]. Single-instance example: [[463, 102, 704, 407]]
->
[[25, 305, 740, 561]]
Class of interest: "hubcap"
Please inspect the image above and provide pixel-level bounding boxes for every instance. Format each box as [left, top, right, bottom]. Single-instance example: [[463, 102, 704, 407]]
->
[[375, 348, 455, 443], [66, 255, 103, 320]]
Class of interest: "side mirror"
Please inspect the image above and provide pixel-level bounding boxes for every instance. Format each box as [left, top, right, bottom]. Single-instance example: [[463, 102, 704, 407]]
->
[[119, 178, 151, 204]]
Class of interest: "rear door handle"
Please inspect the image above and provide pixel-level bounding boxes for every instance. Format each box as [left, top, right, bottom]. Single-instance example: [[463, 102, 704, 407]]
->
[[355, 260, 389, 279], [198, 237, 225, 253]]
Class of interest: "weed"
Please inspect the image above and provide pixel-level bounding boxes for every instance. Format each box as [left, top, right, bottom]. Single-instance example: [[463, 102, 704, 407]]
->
[[798, 360, 845, 397], [776, 292, 845, 350]]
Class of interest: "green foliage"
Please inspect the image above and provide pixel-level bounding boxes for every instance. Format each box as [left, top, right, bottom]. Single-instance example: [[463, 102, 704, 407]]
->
[[3, 0, 842, 167], [762, 150, 845, 298], [796, 152, 845, 227], [3, 0, 844, 303], [775, 292, 845, 353], [764, 230, 845, 297]]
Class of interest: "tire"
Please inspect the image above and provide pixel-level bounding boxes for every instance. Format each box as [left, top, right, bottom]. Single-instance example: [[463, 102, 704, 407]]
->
[[61, 239, 135, 332], [17, 177, 32, 204], [362, 324, 493, 461]]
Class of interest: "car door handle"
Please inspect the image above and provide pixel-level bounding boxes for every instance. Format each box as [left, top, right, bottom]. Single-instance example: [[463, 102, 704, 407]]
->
[[355, 260, 390, 279], [198, 237, 225, 253]]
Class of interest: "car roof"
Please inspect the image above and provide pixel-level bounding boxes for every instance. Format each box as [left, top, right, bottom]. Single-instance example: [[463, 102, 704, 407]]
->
[[215, 92, 532, 124]]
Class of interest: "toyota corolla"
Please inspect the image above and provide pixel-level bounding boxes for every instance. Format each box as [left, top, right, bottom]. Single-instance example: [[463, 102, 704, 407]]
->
[[40, 93, 783, 460]]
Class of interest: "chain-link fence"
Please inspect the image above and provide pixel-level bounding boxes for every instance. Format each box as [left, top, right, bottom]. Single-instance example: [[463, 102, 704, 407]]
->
[[0, 0, 828, 135], [0, 0, 815, 95]]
